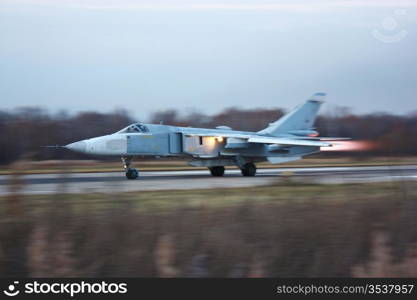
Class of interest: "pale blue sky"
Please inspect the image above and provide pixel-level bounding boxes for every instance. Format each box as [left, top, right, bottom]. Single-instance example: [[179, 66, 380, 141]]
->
[[0, 0, 416, 120]]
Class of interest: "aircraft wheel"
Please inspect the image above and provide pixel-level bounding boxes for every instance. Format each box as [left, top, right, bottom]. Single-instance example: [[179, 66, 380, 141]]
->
[[126, 168, 139, 180], [209, 166, 225, 177], [241, 163, 256, 176]]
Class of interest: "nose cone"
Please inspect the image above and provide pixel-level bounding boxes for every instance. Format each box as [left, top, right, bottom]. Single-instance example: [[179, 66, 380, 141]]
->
[[65, 141, 87, 153]]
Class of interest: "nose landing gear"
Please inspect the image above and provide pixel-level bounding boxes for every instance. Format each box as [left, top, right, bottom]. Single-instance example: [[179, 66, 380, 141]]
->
[[122, 156, 139, 180], [126, 168, 139, 179]]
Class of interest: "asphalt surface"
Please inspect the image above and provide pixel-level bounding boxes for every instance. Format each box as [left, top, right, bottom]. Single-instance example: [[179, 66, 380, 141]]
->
[[1, 165, 417, 195]]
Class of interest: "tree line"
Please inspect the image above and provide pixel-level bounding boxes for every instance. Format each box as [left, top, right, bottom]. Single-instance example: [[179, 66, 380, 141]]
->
[[0, 106, 416, 164]]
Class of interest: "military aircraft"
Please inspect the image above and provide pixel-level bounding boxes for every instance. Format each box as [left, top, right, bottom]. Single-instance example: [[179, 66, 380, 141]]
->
[[64, 93, 347, 179]]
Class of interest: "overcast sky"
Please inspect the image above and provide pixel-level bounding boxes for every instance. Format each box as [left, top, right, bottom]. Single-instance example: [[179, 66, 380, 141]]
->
[[0, 0, 416, 120]]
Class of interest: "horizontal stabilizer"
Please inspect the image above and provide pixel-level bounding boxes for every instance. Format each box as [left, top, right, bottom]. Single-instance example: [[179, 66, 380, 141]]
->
[[314, 137, 351, 141], [294, 137, 351, 141], [248, 136, 331, 147]]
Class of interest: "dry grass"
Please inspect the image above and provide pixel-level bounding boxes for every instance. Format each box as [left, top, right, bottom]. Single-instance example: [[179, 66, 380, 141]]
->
[[351, 231, 417, 277], [0, 181, 416, 277]]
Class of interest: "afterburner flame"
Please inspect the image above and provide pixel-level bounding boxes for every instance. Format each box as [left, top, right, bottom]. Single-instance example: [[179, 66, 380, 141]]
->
[[206, 137, 217, 147], [321, 141, 375, 152]]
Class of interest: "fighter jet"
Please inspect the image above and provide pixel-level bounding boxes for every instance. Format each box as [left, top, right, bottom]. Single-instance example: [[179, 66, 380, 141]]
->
[[64, 93, 346, 179]]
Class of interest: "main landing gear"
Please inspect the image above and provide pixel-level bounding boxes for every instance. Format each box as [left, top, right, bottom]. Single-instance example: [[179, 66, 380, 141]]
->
[[122, 156, 139, 180], [209, 166, 225, 177], [208, 163, 257, 177], [240, 163, 257, 176]]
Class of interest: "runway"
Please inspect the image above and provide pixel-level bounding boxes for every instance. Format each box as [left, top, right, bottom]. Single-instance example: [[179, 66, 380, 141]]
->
[[1, 165, 417, 195]]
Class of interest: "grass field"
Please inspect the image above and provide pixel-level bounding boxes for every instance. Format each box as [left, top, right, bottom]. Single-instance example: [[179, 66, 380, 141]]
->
[[1, 156, 417, 175], [1, 180, 416, 277]]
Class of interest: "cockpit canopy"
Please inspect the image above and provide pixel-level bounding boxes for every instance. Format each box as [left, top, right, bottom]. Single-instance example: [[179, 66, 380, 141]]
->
[[117, 123, 150, 134]]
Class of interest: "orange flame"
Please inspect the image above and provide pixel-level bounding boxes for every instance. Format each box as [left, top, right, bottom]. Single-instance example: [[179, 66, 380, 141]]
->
[[321, 140, 376, 152]]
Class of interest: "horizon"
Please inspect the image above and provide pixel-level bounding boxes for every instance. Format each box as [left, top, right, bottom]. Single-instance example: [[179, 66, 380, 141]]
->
[[1, 101, 416, 125]]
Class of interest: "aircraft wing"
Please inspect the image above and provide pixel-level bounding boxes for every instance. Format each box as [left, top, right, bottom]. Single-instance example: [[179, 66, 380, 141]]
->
[[185, 132, 332, 147], [185, 132, 252, 139]]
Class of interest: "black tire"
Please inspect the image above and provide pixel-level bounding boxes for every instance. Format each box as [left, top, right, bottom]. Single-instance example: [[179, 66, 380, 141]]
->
[[126, 168, 139, 179], [209, 166, 225, 177], [241, 163, 256, 176]]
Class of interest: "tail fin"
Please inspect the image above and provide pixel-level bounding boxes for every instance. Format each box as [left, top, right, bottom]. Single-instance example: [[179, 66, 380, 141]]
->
[[257, 93, 325, 136]]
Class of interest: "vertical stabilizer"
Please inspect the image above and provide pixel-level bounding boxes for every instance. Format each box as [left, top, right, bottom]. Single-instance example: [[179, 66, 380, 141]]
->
[[257, 93, 325, 136]]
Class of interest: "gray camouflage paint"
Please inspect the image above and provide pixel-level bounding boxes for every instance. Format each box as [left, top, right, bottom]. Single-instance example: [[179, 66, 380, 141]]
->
[[65, 93, 328, 166]]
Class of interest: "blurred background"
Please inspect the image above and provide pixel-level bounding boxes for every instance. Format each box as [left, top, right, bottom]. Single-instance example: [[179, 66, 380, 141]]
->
[[0, 105, 417, 164], [0, 0, 416, 278]]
